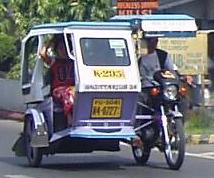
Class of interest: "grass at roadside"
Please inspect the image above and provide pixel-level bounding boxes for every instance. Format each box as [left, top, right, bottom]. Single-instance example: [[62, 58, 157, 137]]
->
[[185, 107, 214, 135]]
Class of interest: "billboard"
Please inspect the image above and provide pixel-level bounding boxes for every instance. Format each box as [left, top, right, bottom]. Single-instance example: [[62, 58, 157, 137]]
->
[[117, 0, 159, 15]]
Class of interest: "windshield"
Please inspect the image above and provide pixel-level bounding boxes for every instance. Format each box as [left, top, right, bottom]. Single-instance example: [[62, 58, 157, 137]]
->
[[80, 38, 130, 66]]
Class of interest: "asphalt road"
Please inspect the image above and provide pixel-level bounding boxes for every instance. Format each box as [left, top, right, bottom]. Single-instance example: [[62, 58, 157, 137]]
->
[[0, 119, 214, 178]]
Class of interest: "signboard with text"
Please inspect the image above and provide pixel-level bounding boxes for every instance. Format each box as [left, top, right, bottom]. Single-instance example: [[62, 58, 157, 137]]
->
[[158, 33, 208, 75], [117, 0, 159, 15]]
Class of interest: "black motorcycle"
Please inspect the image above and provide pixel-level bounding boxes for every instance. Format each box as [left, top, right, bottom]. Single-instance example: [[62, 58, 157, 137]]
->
[[132, 70, 186, 170]]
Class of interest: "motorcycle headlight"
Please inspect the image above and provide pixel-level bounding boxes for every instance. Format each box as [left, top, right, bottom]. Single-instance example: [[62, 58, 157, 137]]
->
[[163, 85, 178, 100]]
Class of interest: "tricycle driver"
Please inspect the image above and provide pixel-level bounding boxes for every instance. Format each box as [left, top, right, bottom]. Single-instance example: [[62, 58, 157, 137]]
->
[[138, 37, 193, 118], [138, 37, 176, 104]]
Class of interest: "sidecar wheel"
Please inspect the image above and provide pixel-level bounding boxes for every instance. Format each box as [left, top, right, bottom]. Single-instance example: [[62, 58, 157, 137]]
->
[[24, 117, 43, 167], [132, 145, 151, 165], [164, 119, 185, 170]]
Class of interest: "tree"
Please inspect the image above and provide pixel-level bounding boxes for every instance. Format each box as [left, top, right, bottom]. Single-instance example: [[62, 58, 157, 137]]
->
[[0, 1, 16, 72], [0, 2, 8, 32], [0, 33, 16, 63], [70, 0, 113, 21], [2, 0, 114, 79]]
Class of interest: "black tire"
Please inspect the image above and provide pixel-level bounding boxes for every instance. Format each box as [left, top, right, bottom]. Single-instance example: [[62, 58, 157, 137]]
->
[[164, 119, 185, 170], [132, 145, 151, 165], [24, 117, 43, 167]]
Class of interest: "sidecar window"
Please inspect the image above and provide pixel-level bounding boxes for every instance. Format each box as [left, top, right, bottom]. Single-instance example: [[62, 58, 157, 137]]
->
[[22, 36, 38, 85], [80, 38, 130, 66]]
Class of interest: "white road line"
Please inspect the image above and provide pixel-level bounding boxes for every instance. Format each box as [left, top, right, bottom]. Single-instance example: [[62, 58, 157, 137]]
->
[[4, 175, 36, 178], [120, 142, 214, 160], [185, 152, 214, 160], [200, 152, 214, 156]]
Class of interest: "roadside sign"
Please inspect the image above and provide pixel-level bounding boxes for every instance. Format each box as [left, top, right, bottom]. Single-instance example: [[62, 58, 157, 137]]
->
[[117, 0, 159, 15], [158, 33, 208, 75]]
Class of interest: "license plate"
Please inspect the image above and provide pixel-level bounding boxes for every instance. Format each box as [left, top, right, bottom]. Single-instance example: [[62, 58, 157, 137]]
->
[[91, 98, 122, 118]]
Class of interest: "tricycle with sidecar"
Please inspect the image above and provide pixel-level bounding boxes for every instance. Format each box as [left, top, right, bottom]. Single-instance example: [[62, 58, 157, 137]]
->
[[13, 15, 197, 170]]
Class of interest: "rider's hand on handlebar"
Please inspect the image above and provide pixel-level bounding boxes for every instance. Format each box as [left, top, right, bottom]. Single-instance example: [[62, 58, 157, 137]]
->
[[180, 75, 196, 88], [186, 76, 193, 85]]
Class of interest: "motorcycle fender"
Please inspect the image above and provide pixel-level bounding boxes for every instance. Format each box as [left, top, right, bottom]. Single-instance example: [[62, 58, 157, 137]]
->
[[25, 109, 49, 147]]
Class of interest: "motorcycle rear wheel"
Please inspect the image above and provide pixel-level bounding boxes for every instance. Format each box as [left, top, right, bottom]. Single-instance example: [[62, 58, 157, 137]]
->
[[132, 144, 151, 165], [164, 119, 185, 170], [24, 117, 43, 167]]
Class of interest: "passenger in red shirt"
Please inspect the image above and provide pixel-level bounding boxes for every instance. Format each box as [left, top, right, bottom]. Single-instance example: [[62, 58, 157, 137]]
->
[[40, 35, 75, 126]]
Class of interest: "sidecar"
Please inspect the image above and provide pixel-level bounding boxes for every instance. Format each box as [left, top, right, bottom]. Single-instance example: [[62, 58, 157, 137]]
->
[[15, 21, 141, 166]]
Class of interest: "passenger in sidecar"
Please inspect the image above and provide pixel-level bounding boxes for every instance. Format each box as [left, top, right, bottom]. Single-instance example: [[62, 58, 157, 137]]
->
[[39, 34, 75, 127]]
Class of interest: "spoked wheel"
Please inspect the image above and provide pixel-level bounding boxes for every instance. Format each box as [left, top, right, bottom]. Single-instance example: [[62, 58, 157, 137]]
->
[[132, 144, 151, 165], [24, 117, 43, 167], [164, 119, 185, 170]]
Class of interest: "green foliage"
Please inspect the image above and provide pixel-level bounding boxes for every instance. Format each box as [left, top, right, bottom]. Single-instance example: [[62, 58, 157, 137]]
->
[[0, 0, 114, 79], [0, 33, 16, 63], [70, 0, 113, 21], [185, 108, 214, 134], [0, 1, 18, 76], [0, 2, 15, 35], [6, 60, 21, 80], [37, 0, 74, 22], [10, 0, 112, 38]]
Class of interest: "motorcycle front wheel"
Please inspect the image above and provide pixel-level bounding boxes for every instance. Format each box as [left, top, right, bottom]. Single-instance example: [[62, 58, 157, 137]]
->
[[24, 117, 43, 167], [164, 118, 185, 170]]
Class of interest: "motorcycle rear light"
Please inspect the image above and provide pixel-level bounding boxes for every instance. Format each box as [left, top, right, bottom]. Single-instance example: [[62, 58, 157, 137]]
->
[[179, 87, 187, 96], [150, 87, 160, 96]]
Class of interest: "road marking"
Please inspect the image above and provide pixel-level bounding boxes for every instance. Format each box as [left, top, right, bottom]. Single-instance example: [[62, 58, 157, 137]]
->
[[121, 142, 214, 160], [4, 175, 36, 178], [186, 152, 214, 160], [201, 152, 214, 156], [120, 142, 214, 160]]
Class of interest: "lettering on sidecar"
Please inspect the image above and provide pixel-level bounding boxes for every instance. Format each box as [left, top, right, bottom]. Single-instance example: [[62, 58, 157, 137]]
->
[[84, 84, 137, 91]]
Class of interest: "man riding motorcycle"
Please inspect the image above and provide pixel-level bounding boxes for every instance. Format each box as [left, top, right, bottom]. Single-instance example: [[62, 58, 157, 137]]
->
[[138, 37, 177, 109], [138, 37, 192, 116], [133, 37, 188, 170]]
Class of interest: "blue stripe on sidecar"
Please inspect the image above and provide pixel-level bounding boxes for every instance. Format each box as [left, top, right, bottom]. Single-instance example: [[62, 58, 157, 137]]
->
[[49, 127, 136, 142]]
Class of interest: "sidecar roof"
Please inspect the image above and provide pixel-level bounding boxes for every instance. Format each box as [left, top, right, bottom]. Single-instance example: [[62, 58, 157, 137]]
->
[[23, 21, 133, 39], [32, 21, 131, 30], [26, 14, 197, 38], [28, 21, 131, 35], [111, 14, 197, 37]]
